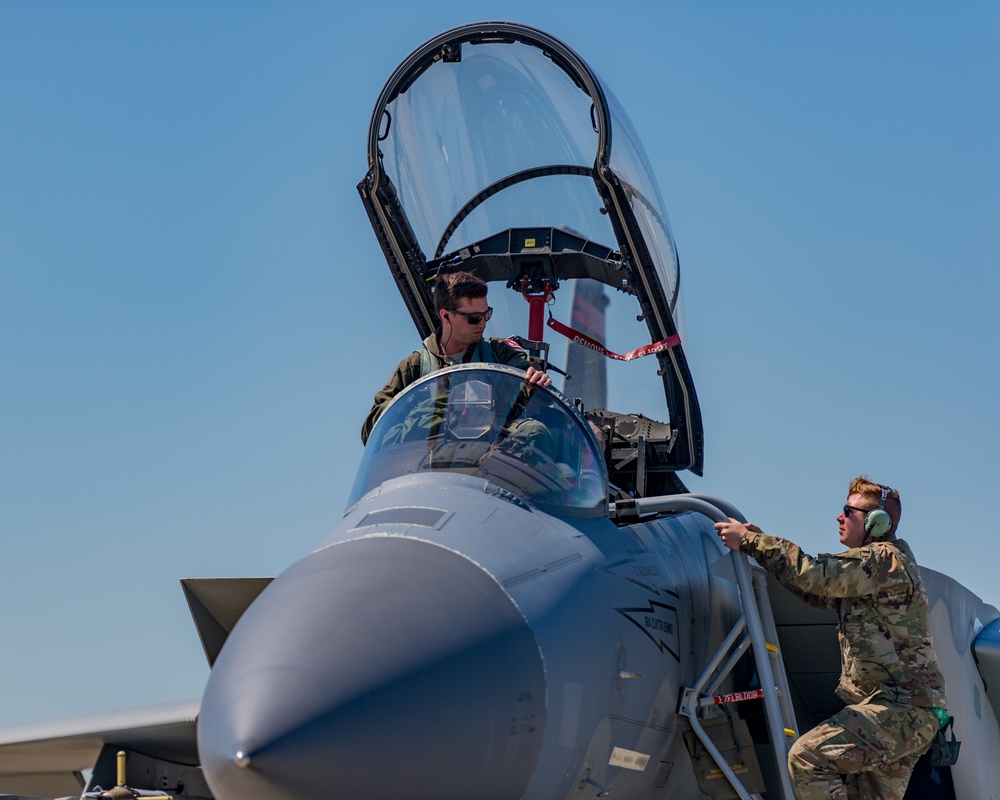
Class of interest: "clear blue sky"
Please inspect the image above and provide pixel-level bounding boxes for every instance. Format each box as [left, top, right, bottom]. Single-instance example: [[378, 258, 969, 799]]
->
[[2, 2, 997, 727]]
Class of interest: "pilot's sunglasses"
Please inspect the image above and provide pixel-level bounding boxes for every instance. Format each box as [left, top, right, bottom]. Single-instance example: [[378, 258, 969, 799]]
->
[[448, 307, 493, 325], [843, 504, 874, 517]]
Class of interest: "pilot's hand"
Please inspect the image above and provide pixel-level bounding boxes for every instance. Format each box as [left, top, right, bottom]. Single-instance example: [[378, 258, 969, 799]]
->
[[525, 367, 552, 388], [714, 518, 747, 551]]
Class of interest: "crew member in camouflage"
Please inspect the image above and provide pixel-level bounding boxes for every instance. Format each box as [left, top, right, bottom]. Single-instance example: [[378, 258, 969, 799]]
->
[[714, 476, 948, 799]]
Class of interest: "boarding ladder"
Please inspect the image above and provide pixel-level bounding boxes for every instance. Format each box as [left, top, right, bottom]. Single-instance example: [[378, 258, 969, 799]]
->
[[610, 493, 798, 800]]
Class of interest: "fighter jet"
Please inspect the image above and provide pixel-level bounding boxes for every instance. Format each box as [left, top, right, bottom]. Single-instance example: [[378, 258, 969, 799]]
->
[[2, 20, 999, 800]]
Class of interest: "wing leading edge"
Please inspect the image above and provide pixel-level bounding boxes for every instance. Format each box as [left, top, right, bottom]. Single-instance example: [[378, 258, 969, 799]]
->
[[0, 577, 273, 798], [0, 698, 199, 797]]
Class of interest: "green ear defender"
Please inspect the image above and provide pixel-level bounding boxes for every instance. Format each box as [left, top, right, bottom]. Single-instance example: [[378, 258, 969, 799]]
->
[[865, 485, 893, 539]]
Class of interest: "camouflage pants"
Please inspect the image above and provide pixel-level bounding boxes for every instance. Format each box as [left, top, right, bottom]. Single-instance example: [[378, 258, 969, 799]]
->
[[787, 700, 937, 800]]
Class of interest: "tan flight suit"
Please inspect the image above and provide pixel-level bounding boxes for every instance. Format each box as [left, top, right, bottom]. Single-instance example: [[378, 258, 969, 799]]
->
[[739, 527, 947, 800]]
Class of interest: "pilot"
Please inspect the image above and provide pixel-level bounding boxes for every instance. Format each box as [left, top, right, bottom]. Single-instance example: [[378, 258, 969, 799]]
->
[[714, 476, 948, 800], [361, 271, 551, 444]]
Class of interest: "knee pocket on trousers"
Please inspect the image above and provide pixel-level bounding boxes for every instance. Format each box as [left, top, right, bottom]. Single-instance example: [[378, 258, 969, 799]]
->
[[789, 724, 874, 774]]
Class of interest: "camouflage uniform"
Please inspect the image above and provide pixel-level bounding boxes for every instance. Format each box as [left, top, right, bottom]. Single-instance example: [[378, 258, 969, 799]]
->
[[739, 526, 947, 800]]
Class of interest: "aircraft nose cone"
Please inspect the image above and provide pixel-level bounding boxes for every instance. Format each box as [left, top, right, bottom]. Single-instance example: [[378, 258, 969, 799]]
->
[[198, 536, 546, 800]]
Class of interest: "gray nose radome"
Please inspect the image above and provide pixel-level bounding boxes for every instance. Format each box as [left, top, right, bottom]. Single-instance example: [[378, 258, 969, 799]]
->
[[198, 535, 546, 800]]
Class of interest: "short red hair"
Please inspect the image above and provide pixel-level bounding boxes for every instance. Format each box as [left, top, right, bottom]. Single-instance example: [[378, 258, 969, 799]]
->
[[848, 475, 901, 536]]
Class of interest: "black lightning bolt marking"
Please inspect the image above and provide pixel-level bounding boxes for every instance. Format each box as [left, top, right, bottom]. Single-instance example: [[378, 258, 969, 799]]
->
[[615, 600, 680, 661]]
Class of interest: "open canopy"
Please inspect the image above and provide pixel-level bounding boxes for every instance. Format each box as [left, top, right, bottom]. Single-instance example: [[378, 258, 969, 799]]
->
[[359, 21, 703, 478]]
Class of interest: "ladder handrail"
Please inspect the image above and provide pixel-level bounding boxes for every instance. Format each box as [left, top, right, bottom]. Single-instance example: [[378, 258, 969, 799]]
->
[[687, 495, 798, 735], [611, 493, 797, 800], [750, 562, 799, 739]]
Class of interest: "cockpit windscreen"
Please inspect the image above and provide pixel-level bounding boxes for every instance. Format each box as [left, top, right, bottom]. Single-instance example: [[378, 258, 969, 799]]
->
[[348, 366, 608, 516]]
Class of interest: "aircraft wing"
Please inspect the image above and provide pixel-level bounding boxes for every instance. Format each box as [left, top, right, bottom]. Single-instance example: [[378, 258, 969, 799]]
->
[[0, 577, 269, 799], [0, 698, 199, 798]]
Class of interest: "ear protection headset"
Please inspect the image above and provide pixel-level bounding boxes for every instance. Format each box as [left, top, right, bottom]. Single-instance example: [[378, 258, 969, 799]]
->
[[865, 485, 893, 539]]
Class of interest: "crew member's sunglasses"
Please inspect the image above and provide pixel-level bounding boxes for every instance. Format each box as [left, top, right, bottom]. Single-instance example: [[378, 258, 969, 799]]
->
[[448, 307, 493, 325], [843, 504, 875, 517]]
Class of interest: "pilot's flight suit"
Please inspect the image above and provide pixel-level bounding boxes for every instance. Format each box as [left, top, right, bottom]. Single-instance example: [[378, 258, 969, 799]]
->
[[361, 332, 532, 445], [738, 527, 947, 800]]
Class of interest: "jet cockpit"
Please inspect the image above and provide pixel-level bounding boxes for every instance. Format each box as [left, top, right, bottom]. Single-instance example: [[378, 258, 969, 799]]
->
[[349, 365, 608, 516], [359, 21, 703, 496]]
